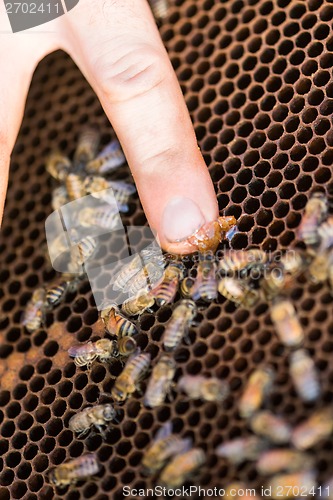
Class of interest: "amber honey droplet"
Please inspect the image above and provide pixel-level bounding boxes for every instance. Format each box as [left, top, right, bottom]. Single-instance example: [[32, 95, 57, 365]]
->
[[187, 216, 237, 252]]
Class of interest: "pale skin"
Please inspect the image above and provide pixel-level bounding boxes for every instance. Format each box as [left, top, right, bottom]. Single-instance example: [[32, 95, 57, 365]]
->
[[0, 0, 218, 253]]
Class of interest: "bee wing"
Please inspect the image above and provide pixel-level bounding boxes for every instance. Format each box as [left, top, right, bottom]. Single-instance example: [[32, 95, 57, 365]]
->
[[179, 437, 193, 454], [76, 453, 102, 476], [68, 341, 97, 358], [154, 421, 173, 442]]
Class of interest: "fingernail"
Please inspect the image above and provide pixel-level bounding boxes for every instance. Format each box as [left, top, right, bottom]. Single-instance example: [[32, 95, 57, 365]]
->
[[162, 197, 205, 242]]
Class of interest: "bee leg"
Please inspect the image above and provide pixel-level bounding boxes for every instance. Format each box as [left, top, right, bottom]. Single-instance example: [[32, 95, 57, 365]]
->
[[95, 425, 107, 439]]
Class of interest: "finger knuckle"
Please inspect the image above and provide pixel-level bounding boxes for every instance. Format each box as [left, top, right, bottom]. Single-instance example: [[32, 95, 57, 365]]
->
[[94, 42, 168, 102]]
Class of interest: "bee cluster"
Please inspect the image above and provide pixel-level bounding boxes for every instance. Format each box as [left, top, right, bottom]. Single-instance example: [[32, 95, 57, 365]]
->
[[20, 127, 333, 499]]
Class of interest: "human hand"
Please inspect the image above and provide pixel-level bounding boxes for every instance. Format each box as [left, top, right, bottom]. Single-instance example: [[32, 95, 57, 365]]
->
[[0, 0, 218, 253]]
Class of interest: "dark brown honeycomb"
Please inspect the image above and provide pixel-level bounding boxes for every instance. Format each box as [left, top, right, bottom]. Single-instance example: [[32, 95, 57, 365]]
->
[[1, 0, 333, 498]]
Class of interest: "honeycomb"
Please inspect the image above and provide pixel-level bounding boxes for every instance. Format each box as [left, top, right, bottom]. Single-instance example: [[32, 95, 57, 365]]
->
[[1, 0, 333, 498]]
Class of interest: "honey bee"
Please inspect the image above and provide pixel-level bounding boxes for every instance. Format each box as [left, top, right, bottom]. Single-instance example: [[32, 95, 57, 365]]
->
[[45, 280, 69, 308], [219, 249, 268, 278], [107, 180, 136, 212], [289, 349, 321, 402], [270, 299, 304, 347], [292, 407, 333, 450], [159, 448, 206, 488], [256, 449, 313, 476], [48, 453, 101, 489], [74, 127, 100, 169], [111, 350, 151, 403], [65, 173, 86, 201], [186, 215, 237, 253], [189, 254, 218, 302], [144, 355, 176, 408], [85, 139, 125, 174], [297, 191, 328, 250], [279, 249, 310, 278], [178, 375, 229, 402], [102, 305, 138, 337], [46, 150, 71, 181], [141, 421, 192, 476], [121, 292, 155, 316], [224, 483, 259, 500], [68, 339, 119, 369], [250, 410, 292, 444], [239, 366, 275, 419], [162, 300, 197, 351], [218, 277, 259, 308], [52, 185, 69, 211], [269, 470, 317, 500], [112, 245, 165, 292], [149, 0, 169, 20], [216, 436, 267, 465], [22, 288, 46, 332], [68, 403, 117, 438], [117, 336, 137, 357], [150, 261, 185, 306]]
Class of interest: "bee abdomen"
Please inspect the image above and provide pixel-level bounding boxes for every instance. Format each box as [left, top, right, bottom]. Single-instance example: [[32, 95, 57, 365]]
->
[[45, 282, 68, 307], [74, 355, 97, 367], [155, 280, 178, 306], [66, 173, 85, 201], [118, 318, 138, 338]]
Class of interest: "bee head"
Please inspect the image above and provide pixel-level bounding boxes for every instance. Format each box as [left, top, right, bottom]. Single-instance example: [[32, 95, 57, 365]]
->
[[103, 404, 117, 421]]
